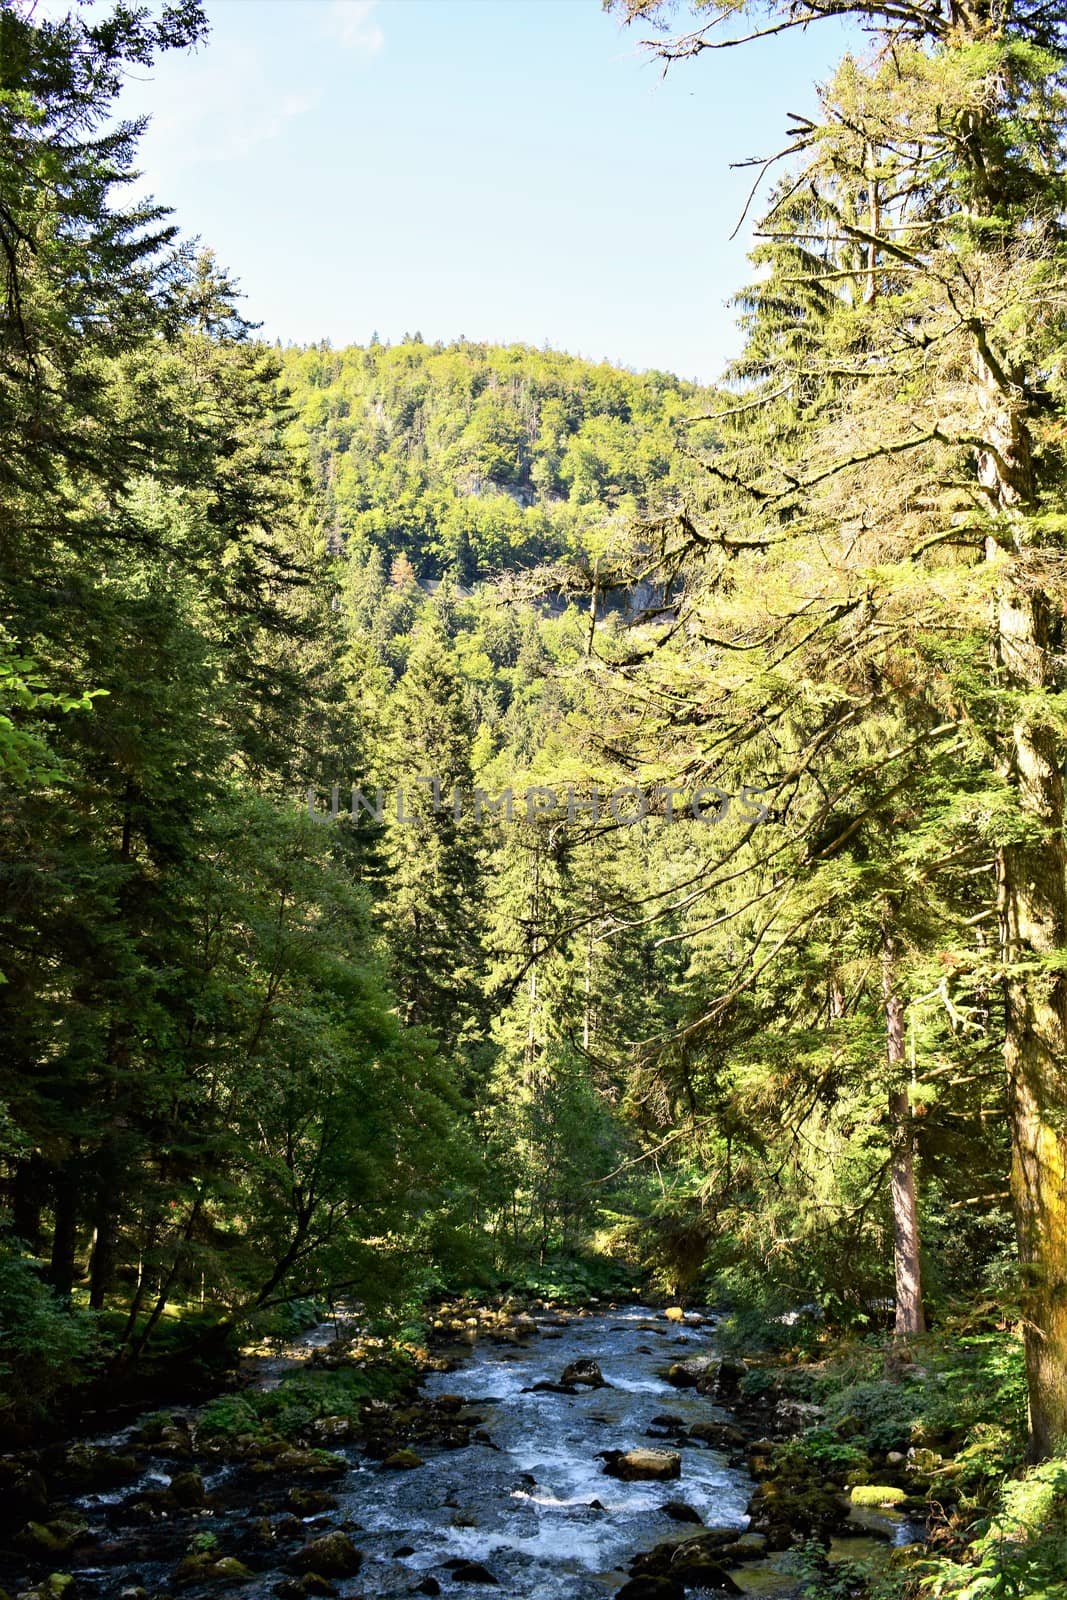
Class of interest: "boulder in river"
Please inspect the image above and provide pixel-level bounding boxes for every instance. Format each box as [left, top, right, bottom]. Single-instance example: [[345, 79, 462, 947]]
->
[[382, 1449, 424, 1470], [449, 1560, 499, 1584], [664, 1307, 685, 1322], [62, 1445, 141, 1492], [668, 1544, 744, 1591], [665, 1356, 719, 1391], [174, 1550, 255, 1585], [561, 1359, 608, 1388], [718, 1531, 768, 1561], [267, 1448, 347, 1480], [602, 1448, 681, 1482], [296, 1577, 338, 1597], [18, 1576, 78, 1600], [286, 1488, 338, 1516], [168, 1470, 205, 1508], [615, 1579, 684, 1600], [295, 1529, 363, 1577], [13, 1519, 89, 1558], [661, 1500, 702, 1523]]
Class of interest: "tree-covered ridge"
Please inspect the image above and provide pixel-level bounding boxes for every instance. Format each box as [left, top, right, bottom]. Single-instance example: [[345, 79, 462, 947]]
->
[[280, 338, 714, 581]]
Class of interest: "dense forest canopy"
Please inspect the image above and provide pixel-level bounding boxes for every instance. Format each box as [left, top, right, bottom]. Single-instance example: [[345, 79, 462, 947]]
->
[[3, 0, 1067, 1593], [278, 338, 711, 582]]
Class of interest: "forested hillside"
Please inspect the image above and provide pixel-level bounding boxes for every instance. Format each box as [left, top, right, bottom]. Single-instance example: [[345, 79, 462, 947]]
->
[[3, 1, 1067, 1596], [278, 337, 710, 580], [0, 0, 713, 1414]]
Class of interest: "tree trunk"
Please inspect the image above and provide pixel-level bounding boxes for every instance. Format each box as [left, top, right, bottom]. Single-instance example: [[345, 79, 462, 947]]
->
[[12, 1154, 45, 1253], [995, 583, 1067, 1457], [89, 1198, 117, 1310], [884, 932, 924, 1337], [49, 1159, 79, 1298], [979, 350, 1067, 1457]]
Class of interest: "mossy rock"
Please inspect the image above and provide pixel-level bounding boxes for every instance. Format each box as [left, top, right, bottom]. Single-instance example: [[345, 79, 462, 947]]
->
[[212, 1559, 255, 1583], [295, 1530, 363, 1577], [850, 1484, 908, 1507], [168, 1471, 205, 1507], [27, 1579, 76, 1600], [15, 1523, 73, 1557], [383, 1449, 424, 1470]]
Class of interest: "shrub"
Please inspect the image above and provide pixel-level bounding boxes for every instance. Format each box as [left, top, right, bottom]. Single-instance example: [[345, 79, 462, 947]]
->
[[0, 1250, 100, 1416]]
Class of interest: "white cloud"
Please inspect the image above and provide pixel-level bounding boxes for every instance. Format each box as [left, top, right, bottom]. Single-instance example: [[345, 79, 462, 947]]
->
[[123, 43, 319, 171], [326, 0, 385, 56]]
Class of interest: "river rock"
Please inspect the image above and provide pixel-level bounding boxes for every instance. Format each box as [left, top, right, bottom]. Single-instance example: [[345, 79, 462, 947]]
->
[[295, 1530, 362, 1577], [631, 1529, 736, 1583], [63, 1445, 141, 1492], [851, 1484, 907, 1506], [664, 1357, 718, 1391], [17, 1577, 77, 1600], [309, 1416, 353, 1444], [168, 1471, 204, 1508], [214, 1559, 256, 1583], [296, 1578, 337, 1598], [14, 1520, 89, 1558], [664, 1307, 686, 1322], [274, 1579, 336, 1599], [449, 1562, 498, 1585], [561, 1359, 608, 1388], [0, 1462, 49, 1531], [602, 1449, 681, 1482], [174, 1551, 254, 1585], [688, 1421, 747, 1448], [716, 1355, 749, 1395], [117, 1487, 179, 1523], [667, 1541, 744, 1591], [748, 1477, 849, 1543], [177, 1548, 259, 1587], [615, 1580, 684, 1600], [719, 1531, 768, 1560], [286, 1489, 338, 1516], [382, 1449, 424, 1470], [661, 1500, 702, 1523], [268, 1449, 346, 1480], [416, 1580, 441, 1596]]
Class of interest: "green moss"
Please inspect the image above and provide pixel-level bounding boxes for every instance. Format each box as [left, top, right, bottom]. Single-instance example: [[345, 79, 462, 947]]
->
[[196, 1349, 419, 1446], [850, 1484, 907, 1506]]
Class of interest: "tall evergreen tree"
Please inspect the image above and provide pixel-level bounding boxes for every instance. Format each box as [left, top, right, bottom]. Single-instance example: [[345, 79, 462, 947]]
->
[[616, 0, 1067, 1451]]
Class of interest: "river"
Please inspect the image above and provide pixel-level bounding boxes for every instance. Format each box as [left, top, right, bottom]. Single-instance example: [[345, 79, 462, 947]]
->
[[6, 1303, 899, 1598]]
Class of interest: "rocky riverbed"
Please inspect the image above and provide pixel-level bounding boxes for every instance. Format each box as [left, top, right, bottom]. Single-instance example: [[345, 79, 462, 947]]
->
[[0, 1304, 919, 1600]]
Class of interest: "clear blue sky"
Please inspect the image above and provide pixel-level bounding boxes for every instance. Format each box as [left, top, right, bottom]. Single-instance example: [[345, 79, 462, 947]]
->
[[113, 0, 855, 383]]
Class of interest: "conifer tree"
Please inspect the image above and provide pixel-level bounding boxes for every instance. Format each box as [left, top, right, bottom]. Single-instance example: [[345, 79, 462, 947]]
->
[[615, 0, 1067, 1452]]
